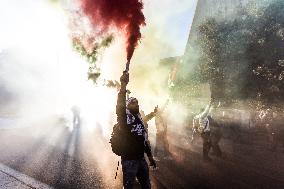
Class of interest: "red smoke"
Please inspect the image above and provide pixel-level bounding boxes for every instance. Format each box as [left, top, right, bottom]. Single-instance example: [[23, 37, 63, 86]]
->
[[79, 0, 146, 62]]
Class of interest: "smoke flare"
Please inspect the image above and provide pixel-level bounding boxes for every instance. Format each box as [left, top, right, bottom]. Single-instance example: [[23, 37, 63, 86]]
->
[[79, 0, 146, 62]]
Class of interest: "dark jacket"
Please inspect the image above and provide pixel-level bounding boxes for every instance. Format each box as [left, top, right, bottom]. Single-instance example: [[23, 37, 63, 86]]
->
[[116, 87, 152, 160]]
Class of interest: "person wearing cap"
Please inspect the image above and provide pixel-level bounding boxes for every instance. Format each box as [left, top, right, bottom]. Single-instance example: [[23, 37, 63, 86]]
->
[[116, 71, 156, 189]]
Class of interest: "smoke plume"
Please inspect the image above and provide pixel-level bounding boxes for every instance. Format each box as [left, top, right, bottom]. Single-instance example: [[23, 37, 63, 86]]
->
[[78, 0, 146, 62]]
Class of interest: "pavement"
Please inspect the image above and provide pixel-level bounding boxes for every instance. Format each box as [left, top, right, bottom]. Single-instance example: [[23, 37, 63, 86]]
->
[[0, 116, 53, 188], [0, 163, 52, 189], [0, 116, 53, 189], [0, 116, 284, 189]]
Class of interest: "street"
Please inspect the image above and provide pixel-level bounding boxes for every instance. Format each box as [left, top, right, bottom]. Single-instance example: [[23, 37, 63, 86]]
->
[[0, 117, 283, 189]]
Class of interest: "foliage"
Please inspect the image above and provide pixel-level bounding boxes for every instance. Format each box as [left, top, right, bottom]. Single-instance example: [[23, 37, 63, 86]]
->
[[196, 0, 284, 105], [72, 35, 114, 83]]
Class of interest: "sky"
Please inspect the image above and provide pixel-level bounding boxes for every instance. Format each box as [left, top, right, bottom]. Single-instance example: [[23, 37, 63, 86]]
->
[[143, 0, 197, 56], [0, 0, 197, 57]]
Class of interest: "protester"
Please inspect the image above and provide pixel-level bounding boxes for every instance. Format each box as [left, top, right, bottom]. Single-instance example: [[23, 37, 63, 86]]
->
[[192, 101, 222, 161], [116, 71, 156, 189], [154, 100, 170, 160]]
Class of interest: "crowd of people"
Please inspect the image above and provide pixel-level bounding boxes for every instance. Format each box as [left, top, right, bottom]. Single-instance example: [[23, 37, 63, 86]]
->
[[66, 69, 284, 189], [108, 71, 284, 189]]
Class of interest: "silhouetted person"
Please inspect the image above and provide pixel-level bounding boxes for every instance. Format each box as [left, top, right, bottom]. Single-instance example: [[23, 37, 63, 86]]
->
[[116, 71, 156, 189], [71, 105, 81, 128], [192, 101, 222, 161], [154, 100, 170, 159]]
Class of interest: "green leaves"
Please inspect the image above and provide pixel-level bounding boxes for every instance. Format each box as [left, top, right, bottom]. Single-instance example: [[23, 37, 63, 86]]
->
[[72, 35, 114, 83]]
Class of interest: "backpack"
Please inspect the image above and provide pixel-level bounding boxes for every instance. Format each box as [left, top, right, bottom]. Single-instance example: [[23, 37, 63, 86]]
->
[[109, 123, 129, 156]]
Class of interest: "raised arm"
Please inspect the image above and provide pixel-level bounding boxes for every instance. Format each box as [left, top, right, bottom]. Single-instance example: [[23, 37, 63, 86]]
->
[[145, 99, 169, 122], [116, 71, 129, 126], [199, 100, 213, 119], [143, 106, 158, 122]]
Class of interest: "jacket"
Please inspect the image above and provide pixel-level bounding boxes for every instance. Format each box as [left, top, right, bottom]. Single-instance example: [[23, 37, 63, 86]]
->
[[116, 87, 152, 160]]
